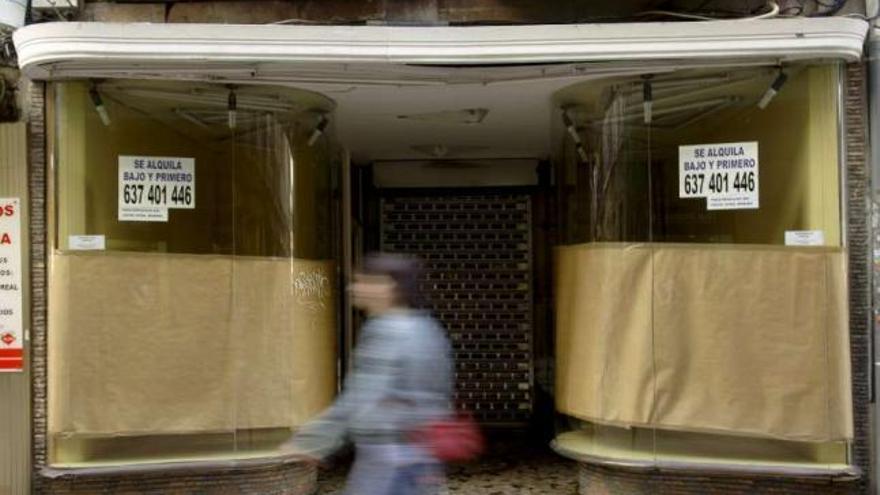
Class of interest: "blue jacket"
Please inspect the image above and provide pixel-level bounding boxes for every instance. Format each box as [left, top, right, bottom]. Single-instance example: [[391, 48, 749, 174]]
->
[[290, 311, 453, 458]]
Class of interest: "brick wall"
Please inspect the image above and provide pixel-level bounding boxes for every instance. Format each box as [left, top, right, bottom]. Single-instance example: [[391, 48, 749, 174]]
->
[[579, 464, 860, 495], [40, 462, 318, 495], [27, 80, 47, 495], [845, 62, 873, 495]]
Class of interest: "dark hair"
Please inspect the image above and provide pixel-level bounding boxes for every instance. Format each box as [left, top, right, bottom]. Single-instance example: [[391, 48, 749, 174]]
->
[[360, 252, 422, 308]]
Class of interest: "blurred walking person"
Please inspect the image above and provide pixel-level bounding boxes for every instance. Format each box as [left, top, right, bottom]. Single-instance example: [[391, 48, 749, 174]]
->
[[286, 252, 453, 495]]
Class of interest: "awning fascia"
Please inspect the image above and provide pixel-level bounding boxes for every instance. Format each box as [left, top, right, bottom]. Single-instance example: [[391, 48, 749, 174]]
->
[[13, 18, 869, 81]]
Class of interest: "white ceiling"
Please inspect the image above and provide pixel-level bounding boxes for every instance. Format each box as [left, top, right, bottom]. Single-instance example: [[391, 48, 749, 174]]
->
[[98, 63, 784, 164], [296, 64, 670, 162], [100, 64, 654, 163], [296, 63, 771, 163], [312, 75, 581, 163]]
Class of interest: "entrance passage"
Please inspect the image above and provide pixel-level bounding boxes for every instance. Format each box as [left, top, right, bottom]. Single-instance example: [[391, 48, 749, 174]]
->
[[316, 434, 577, 495], [380, 193, 534, 425]]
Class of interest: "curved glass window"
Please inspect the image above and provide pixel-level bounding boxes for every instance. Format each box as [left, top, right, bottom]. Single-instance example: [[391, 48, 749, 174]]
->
[[48, 80, 340, 465], [553, 63, 850, 472]]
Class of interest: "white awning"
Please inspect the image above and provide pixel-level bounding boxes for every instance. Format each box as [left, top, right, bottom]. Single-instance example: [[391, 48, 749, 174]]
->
[[13, 18, 869, 83]]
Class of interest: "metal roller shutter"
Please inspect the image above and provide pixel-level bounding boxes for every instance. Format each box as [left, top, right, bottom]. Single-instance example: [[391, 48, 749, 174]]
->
[[381, 193, 533, 425]]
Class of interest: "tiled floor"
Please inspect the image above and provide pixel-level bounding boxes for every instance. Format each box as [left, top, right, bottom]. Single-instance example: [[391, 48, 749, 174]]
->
[[315, 437, 578, 495]]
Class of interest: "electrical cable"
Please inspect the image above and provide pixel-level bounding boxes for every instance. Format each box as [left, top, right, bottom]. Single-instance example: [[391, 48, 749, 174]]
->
[[779, 1, 806, 17], [635, 9, 717, 20], [271, 18, 323, 25], [43, 0, 70, 22], [750, 1, 781, 19], [636, 0, 779, 20], [1, 36, 18, 66], [810, 0, 847, 16]]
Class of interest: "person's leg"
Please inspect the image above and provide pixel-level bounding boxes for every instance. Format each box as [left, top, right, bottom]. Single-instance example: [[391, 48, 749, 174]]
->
[[389, 463, 444, 495], [344, 449, 397, 495]]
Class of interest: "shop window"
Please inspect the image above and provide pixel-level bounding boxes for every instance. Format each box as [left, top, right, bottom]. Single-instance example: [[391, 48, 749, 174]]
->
[[48, 81, 339, 465], [553, 64, 850, 471]]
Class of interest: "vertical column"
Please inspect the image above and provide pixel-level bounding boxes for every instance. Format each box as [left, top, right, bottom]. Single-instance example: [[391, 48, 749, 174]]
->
[[844, 62, 873, 493], [28, 81, 47, 494]]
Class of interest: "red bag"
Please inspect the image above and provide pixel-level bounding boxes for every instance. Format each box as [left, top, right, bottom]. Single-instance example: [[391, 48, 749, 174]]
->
[[413, 412, 485, 462]]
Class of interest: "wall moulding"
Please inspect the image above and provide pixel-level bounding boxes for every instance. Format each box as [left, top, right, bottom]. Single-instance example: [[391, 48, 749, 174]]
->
[[12, 18, 868, 83]]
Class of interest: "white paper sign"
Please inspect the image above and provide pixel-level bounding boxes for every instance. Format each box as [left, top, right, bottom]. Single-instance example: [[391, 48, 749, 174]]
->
[[118, 156, 195, 222], [679, 142, 759, 210], [0, 198, 23, 372], [69, 235, 106, 251], [785, 230, 825, 246]]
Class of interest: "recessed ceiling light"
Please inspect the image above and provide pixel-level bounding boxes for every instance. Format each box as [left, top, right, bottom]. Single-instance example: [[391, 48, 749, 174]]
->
[[397, 108, 489, 125]]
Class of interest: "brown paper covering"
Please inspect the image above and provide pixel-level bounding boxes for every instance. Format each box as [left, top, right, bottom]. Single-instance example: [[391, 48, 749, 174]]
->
[[556, 243, 852, 442], [49, 251, 337, 436]]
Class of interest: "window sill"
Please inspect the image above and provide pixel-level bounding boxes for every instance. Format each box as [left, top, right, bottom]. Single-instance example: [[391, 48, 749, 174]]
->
[[552, 430, 860, 481], [41, 450, 308, 479]]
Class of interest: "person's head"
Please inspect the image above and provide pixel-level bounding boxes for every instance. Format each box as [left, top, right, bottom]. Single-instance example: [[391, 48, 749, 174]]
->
[[351, 253, 421, 315]]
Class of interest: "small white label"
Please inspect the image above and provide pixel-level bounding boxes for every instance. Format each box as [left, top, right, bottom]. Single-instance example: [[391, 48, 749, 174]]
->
[[119, 156, 195, 222], [785, 230, 825, 246], [69, 235, 106, 251], [679, 142, 759, 210]]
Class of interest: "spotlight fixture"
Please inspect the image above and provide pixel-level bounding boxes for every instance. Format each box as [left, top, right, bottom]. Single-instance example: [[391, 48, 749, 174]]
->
[[757, 68, 787, 110], [576, 143, 589, 163], [89, 84, 111, 126], [227, 88, 237, 130], [642, 79, 653, 125], [561, 109, 589, 163], [307, 114, 329, 147], [562, 110, 579, 141]]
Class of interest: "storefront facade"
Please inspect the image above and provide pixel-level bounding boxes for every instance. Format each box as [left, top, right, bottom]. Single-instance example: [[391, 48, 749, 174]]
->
[[1, 14, 876, 495]]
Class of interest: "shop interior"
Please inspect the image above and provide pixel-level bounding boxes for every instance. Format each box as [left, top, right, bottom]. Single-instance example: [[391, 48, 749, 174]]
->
[[46, 61, 853, 482]]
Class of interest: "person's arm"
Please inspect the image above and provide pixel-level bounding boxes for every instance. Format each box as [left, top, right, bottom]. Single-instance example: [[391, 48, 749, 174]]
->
[[286, 319, 403, 458]]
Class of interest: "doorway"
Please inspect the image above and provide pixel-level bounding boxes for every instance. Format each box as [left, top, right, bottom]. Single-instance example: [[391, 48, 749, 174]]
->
[[380, 192, 534, 426], [338, 169, 573, 493]]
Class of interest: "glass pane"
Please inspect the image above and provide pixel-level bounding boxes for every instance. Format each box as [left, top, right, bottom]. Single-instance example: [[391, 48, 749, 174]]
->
[[50, 80, 238, 465], [49, 80, 341, 465], [226, 94, 339, 455], [646, 63, 850, 471], [552, 79, 656, 465], [552, 62, 851, 473]]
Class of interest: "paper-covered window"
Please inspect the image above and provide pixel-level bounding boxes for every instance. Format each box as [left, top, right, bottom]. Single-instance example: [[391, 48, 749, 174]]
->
[[48, 80, 340, 465], [553, 63, 850, 470]]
